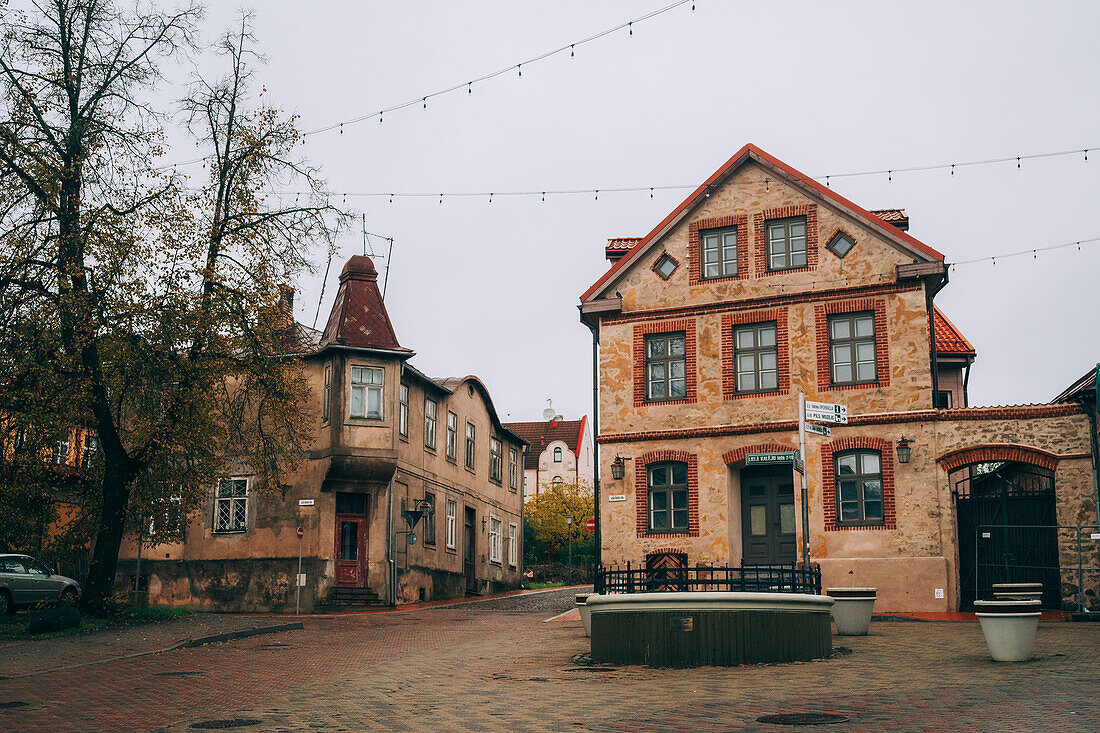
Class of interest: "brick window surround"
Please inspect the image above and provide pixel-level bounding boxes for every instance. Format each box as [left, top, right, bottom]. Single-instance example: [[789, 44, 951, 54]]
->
[[651, 251, 680, 280], [721, 308, 790, 400], [635, 449, 699, 538], [722, 443, 798, 466], [821, 436, 896, 531], [815, 298, 890, 391], [753, 204, 819, 277], [825, 228, 858, 259], [633, 319, 698, 407], [936, 444, 1059, 473], [688, 215, 750, 285]]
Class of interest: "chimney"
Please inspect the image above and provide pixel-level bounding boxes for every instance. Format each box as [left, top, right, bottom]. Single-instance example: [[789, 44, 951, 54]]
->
[[277, 285, 294, 329]]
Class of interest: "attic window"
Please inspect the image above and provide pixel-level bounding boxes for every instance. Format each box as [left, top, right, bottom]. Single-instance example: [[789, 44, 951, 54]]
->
[[827, 232, 855, 259], [653, 253, 679, 280]]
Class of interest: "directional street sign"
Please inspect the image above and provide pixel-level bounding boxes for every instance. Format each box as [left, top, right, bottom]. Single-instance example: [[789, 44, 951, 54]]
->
[[794, 457, 805, 474], [805, 400, 848, 424], [746, 451, 798, 466], [805, 423, 831, 437]]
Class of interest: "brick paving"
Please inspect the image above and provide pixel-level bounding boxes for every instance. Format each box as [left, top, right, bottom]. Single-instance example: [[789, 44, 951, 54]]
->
[[0, 588, 1096, 732]]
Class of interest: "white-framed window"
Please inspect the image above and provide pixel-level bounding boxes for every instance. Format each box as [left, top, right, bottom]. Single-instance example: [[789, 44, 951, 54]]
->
[[81, 435, 99, 469], [446, 411, 458, 460], [424, 398, 437, 450], [488, 515, 502, 564], [422, 492, 436, 545], [445, 499, 457, 549], [508, 522, 518, 568], [509, 448, 518, 491], [53, 436, 70, 465], [349, 366, 384, 419], [465, 422, 476, 470], [489, 437, 502, 482], [553, 446, 563, 462], [322, 364, 331, 422], [214, 477, 249, 533], [552, 476, 563, 487], [398, 383, 409, 437]]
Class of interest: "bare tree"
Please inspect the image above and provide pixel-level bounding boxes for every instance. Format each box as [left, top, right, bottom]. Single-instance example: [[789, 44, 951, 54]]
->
[[0, 1, 346, 612]]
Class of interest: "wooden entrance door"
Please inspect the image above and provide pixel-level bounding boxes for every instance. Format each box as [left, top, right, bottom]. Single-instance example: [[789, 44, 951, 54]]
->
[[334, 492, 368, 587], [741, 467, 796, 565], [464, 506, 477, 593]]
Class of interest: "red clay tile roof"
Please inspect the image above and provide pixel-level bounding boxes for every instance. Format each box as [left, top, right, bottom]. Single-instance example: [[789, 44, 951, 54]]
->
[[503, 417, 587, 470], [870, 209, 909, 231], [606, 238, 642, 262], [1051, 367, 1096, 404], [582, 144, 944, 303], [320, 256, 409, 353], [934, 307, 976, 355]]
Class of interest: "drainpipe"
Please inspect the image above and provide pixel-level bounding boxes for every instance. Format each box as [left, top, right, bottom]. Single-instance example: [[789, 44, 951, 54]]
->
[[386, 475, 395, 605], [962, 363, 972, 408], [926, 268, 949, 406], [588, 322, 601, 570], [1083, 387, 1100, 532]]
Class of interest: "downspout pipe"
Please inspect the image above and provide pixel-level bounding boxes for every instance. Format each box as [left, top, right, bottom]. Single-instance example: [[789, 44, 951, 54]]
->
[[926, 267, 949, 406], [587, 321, 601, 570], [387, 475, 395, 605]]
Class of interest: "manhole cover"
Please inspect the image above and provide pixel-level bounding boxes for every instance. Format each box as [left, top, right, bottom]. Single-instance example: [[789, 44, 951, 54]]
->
[[0, 701, 29, 710], [189, 719, 262, 729], [757, 713, 850, 725]]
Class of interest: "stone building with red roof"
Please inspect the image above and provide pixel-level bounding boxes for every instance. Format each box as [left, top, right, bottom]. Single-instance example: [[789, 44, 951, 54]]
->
[[580, 144, 1097, 612], [503, 416, 593, 501], [116, 255, 527, 611]]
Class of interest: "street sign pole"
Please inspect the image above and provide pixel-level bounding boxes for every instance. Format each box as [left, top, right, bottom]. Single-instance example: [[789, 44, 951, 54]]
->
[[295, 527, 304, 615], [798, 392, 810, 570]]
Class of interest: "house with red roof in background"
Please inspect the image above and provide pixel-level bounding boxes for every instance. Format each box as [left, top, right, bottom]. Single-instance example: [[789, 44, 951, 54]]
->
[[503, 415, 593, 501], [579, 144, 1097, 613]]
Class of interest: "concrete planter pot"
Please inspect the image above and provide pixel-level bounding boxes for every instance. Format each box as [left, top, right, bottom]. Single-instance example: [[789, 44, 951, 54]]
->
[[576, 594, 591, 637], [974, 600, 1041, 662], [992, 583, 1043, 602], [826, 587, 876, 636]]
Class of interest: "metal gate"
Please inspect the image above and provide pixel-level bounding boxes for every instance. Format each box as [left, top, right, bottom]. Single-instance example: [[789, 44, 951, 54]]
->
[[954, 462, 1059, 609]]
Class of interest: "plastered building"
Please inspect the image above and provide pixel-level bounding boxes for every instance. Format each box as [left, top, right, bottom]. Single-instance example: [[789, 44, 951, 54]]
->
[[504, 417, 593, 501], [580, 144, 1097, 613], [117, 256, 526, 611]]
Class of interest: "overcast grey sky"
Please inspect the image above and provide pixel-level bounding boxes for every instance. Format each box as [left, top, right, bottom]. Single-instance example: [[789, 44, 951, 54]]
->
[[165, 1, 1098, 421]]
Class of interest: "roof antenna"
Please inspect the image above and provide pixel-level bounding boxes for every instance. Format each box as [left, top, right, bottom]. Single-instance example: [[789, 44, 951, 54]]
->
[[543, 399, 556, 421]]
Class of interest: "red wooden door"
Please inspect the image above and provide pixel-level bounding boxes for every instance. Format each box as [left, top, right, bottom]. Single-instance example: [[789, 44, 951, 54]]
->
[[334, 515, 367, 587]]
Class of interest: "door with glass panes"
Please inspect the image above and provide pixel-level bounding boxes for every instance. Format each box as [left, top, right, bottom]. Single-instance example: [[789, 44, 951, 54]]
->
[[740, 467, 796, 564], [334, 492, 369, 587]]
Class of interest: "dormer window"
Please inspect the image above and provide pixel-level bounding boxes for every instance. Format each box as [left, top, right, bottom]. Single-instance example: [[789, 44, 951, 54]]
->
[[653, 253, 679, 280], [827, 231, 855, 259]]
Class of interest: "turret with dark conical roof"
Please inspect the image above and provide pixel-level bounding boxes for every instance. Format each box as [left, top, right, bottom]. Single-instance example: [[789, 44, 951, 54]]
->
[[319, 255, 408, 353]]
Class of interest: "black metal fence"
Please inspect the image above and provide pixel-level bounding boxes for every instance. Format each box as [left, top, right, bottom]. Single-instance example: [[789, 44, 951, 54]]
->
[[594, 563, 822, 595]]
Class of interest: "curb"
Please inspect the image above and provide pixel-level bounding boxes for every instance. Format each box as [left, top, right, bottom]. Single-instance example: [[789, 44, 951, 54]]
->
[[1, 622, 304, 679], [225, 584, 593, 618]]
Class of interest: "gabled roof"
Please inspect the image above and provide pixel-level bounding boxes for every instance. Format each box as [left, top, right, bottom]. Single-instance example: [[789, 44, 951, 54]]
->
[[581, 144, 945, 303], [1052, 367, 1097, 404], [503, 416, 587, 470], [933, 307, 976, 356], [320, 256, 411, 354]]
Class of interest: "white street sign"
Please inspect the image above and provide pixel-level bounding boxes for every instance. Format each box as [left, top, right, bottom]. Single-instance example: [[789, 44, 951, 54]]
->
[[298, 498, 315, 507], [805, 400, 848, 424], [806, 423, 831, 437], [608, 494, 627, 502]]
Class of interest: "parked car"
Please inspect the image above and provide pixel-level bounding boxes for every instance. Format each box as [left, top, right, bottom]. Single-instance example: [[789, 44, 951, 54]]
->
[[0, 554, 82, 614]]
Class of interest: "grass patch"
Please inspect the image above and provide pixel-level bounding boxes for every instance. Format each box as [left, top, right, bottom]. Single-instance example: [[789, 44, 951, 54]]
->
[[0, 604, 191, 642], [524, 582, 565, 590]]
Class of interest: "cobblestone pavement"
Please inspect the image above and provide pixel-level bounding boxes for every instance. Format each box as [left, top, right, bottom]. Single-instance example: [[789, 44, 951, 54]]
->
[[0, 594, 1096, 732], [0, 613, 284, 677], [453, 585, 590, 612]]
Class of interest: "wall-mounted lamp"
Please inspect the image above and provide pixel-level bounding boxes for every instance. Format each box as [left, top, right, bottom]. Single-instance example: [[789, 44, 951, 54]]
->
[[610, 455, 632, 480], [896, 437, 912, 464]]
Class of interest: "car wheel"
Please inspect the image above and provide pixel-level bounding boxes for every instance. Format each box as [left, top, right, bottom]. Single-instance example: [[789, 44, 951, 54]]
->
[[0, 590, 12, 615], [59, 587, 78, 606]]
